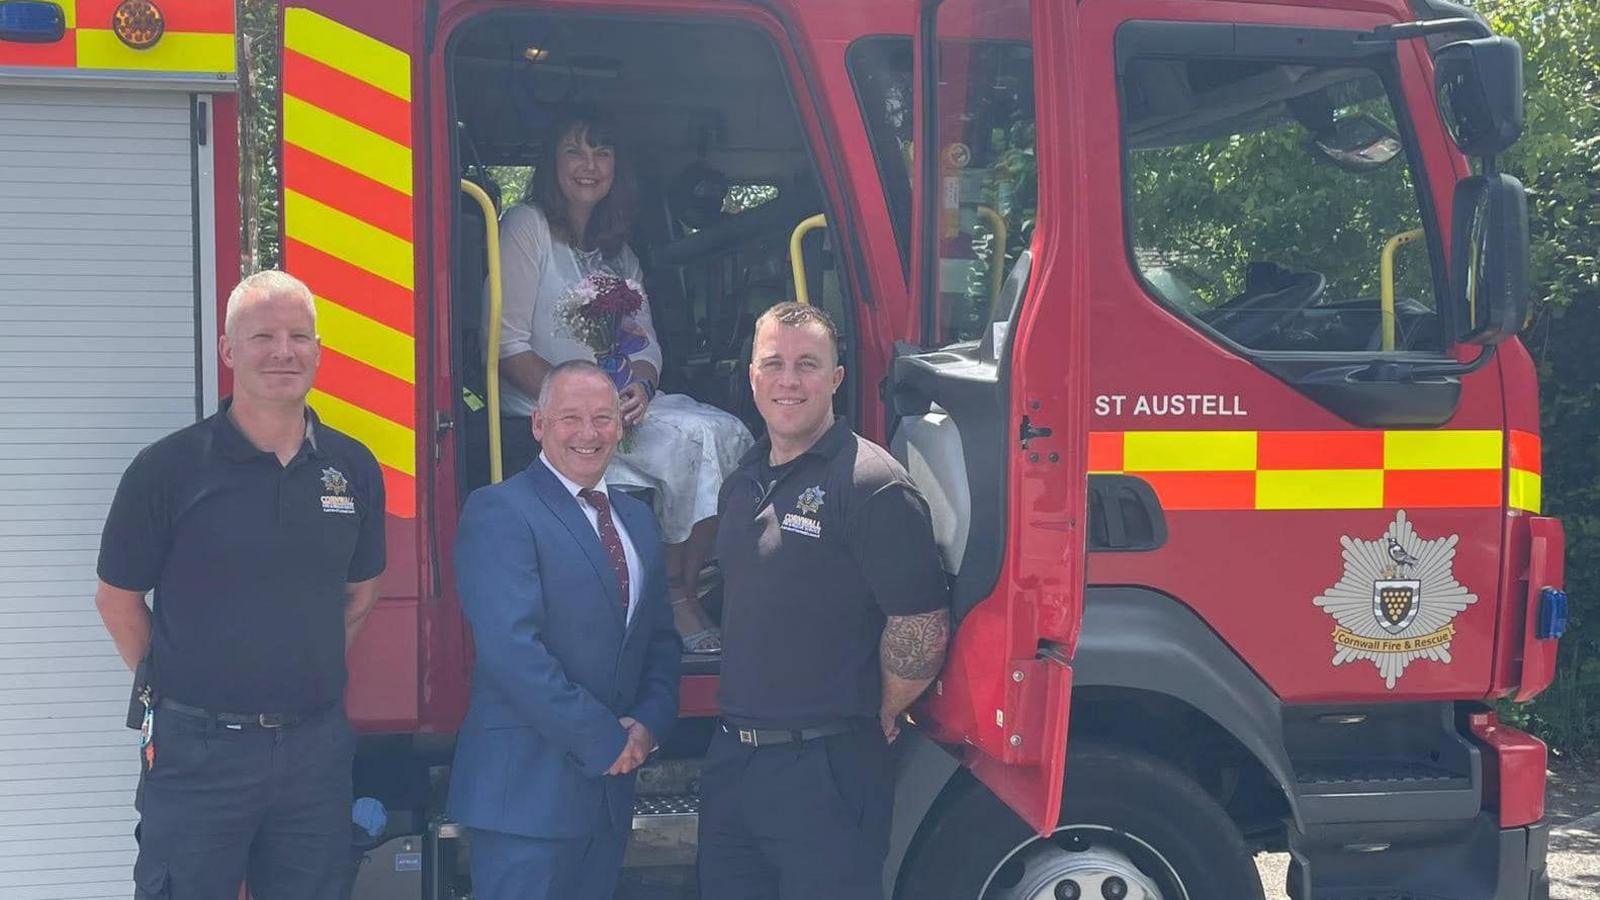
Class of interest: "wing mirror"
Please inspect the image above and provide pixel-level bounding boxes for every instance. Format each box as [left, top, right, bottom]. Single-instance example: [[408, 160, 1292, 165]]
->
[[1435, 36, 1524, 156], [1452, 173, 1529, 345]]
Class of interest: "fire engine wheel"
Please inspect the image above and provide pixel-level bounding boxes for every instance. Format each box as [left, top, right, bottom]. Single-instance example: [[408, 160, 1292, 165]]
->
[[895, 743, 1265, 900]]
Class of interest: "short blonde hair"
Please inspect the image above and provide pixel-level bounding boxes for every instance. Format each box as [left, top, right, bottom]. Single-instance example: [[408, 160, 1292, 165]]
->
[[225, 270, 316, 335]]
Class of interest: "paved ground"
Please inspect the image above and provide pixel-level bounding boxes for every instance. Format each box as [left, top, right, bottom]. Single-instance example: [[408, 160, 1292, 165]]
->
[[619, 757, 1600, 899]]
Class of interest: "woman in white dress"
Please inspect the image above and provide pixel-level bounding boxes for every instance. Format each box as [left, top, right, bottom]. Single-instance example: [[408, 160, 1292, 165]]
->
[[489, 111, 751, 652]]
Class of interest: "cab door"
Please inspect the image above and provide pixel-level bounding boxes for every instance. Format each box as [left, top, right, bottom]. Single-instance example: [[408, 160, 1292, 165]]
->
[[894, 0, 1085, 833]]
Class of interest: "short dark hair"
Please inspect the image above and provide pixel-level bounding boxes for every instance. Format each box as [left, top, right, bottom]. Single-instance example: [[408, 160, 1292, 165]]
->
[[524, 109, 639, 258], [753, 302, 840, 362], [537, 359, 617, 409]]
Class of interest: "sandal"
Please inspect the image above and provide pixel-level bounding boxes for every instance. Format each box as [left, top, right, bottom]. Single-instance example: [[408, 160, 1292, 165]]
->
[[672, 595, 722, 654], [679, 628, 722, 654]]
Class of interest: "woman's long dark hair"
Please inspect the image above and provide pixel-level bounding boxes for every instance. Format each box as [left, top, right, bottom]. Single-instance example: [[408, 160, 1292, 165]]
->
[[523, 110, 639, 258]]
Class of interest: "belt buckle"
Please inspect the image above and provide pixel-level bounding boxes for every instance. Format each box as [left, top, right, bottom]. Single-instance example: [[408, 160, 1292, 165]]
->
[[737, 728, 757, 747], [258, 713, 289, 728]]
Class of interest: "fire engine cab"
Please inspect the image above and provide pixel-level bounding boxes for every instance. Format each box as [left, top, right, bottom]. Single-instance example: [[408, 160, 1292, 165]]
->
[[0, 0, 1568, 897]]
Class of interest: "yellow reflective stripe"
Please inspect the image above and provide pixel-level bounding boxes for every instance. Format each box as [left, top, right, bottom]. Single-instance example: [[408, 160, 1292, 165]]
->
[[60, 0, 77, 28], [1383, 429, 1502, 470], [75, 30, 235, 73], [284, 189, 414, 290], [283, 7, 410, 101], [1508, 469, 1541, 513], [1255, 470, 1385, 510], [316, 298, 415, 384], [1122, 430, 1256, 472], [283, 96, 412, 197], [308, 389, 416, 476]]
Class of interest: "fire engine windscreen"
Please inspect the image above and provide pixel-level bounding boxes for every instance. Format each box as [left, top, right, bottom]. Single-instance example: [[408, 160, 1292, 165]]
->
[[1121, 58, 1447, 356]]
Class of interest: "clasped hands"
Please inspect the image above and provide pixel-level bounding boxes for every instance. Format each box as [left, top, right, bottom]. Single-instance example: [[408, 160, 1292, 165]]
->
[[606, 716, 654, 775]]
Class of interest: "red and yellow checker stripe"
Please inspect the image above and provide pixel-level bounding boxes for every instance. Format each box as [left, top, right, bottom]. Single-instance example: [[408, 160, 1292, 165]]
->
[[0, 1, 234, 73], [281, 7, 416, 518], [1089, 429, 1541, 513]]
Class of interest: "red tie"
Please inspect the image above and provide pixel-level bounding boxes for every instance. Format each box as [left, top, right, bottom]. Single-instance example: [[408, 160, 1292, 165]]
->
[[579, 488, 630, 615]]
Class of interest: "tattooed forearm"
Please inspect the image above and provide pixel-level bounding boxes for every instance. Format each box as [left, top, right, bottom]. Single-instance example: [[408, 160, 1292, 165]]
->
[[881, 609, 950, 681]]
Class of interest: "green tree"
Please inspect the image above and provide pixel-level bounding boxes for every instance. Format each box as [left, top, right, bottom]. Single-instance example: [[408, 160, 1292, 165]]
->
[[1474, 0, 1600, 754]]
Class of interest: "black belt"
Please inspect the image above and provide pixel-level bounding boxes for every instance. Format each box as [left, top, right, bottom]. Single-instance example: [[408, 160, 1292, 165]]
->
[[719, 718, 872, 748], [157, 698, 327, 729]]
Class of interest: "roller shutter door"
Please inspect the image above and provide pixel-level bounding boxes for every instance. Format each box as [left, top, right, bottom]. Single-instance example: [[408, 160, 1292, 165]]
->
[[0, 86, 200, 898]]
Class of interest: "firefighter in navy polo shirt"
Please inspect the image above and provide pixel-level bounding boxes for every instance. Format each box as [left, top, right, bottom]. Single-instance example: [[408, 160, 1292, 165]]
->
[[698, 302, 951, 900], [94, 270, 386, 900]]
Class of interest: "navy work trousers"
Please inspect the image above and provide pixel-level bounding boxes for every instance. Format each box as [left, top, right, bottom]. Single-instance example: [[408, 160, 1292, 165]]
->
[[467, 825, 628, 900], [132, 704, 354, 900], [697, 725, 893, 900]]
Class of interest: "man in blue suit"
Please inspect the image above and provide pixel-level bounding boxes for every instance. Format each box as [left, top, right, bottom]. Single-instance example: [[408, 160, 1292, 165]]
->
[[449, 360, 681, 900]]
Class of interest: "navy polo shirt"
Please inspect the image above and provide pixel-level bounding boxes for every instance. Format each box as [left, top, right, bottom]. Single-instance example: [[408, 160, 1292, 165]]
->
[[97, 399, 386, 714], [715, 418, 950, 729]]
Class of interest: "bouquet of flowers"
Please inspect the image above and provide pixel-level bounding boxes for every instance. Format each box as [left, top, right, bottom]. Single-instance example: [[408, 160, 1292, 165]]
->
[[554, 273, 651, 392]]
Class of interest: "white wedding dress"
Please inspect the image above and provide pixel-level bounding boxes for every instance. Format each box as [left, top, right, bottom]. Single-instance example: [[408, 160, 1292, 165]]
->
[[489, 203, 754, 542]]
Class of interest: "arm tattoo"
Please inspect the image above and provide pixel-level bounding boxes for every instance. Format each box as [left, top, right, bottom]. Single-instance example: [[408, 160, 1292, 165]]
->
[[881, 609, 950, 681]]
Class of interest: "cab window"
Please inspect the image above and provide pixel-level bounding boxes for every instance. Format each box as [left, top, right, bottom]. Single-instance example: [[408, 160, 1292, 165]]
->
[[929, 31, 1036, 347], [1121, 55, 1444, 355]]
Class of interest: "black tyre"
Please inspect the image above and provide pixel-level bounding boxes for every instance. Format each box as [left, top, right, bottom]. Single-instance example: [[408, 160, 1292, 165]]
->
[[894, 742, 1266, 900]]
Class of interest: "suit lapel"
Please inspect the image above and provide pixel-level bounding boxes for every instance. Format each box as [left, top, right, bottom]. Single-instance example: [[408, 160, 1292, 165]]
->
[[526, 464, 626, 629]]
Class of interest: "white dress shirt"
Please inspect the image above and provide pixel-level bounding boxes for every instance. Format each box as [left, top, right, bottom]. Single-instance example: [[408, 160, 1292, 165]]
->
[[540, 454, 643, 624]]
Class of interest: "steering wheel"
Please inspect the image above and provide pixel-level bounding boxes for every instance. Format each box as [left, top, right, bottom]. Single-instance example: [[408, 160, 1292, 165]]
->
[[1205, 267, 1326, 347]]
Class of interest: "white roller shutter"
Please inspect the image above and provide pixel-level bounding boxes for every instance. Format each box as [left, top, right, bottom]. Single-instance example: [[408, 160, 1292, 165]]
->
[[0, 86, 203, 899]]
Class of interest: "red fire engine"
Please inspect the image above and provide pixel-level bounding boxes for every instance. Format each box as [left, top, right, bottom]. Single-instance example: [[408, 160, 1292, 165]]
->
[[0, 0, 1567, 897]]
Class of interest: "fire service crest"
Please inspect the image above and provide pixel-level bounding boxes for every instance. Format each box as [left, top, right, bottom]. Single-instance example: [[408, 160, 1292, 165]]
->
[[1312, 510, 1477, 689]]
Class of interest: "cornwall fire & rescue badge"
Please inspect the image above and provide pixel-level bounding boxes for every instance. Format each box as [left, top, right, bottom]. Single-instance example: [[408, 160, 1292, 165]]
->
[[321, 467, 356, 515], [1312, 510, 1477, 689], [780, 485, 825, 538]]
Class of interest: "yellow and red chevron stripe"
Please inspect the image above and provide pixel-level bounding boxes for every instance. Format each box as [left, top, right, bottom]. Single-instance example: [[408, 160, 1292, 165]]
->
[[0, 1, 234, 73], [1089, 429, 1541, 513], [282, 7, 416, 518]]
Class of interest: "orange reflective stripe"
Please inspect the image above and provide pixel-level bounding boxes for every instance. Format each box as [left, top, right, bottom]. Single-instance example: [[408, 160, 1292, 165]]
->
[[1509, 430, 1541, 475], [1384, 469, 1501, 508], [317, 348, 416, 430], [283, 49, 412, 149], [1140, 471, 1255, 511], [1087, 431, 1123, 472], [283, 9, 416, 518], [77, 0, 234, 33], [379, 465, 416, 519], [284, 239, 414, 336], [1092, 429, 1525, 511], [1257, 431, 1383, 470], [0, 40, 75, 67], [283, 145, 414, 243]]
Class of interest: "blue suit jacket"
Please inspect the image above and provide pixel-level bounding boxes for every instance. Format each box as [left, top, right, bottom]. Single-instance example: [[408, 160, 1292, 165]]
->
[[447, 462, 680, 838]]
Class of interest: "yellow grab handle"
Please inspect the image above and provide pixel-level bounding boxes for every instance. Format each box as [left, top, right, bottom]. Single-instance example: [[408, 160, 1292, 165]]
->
[[975, 205, 1007, 310], [460, 180, 505, 484], [788, 214, 828, 306], [1379, 228, 1424, 352]]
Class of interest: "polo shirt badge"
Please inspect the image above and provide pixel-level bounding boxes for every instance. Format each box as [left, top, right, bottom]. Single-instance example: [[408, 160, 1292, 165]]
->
[[781, 485, 825, 538], [320, 467, 355, 515]]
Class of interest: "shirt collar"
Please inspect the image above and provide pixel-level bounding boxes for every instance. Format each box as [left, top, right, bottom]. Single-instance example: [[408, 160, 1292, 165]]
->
[[540, 452, 609, 500], [740, 416, 853, 469], [212, 397, 323, 462]]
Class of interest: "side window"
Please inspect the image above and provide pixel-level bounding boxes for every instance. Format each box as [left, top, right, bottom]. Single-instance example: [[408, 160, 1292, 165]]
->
[[1122, 56, 1444, 355], [930, 29, 1036, 346], [847, 37, 914, 275]]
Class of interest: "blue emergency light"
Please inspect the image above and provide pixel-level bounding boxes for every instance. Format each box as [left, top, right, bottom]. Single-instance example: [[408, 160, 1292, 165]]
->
[[1535, 586, 1569, 641], [0, 1, 65, 43]]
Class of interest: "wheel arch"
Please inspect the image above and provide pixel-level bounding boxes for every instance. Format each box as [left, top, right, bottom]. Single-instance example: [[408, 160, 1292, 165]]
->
[[886, 586, 1302, 894]]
